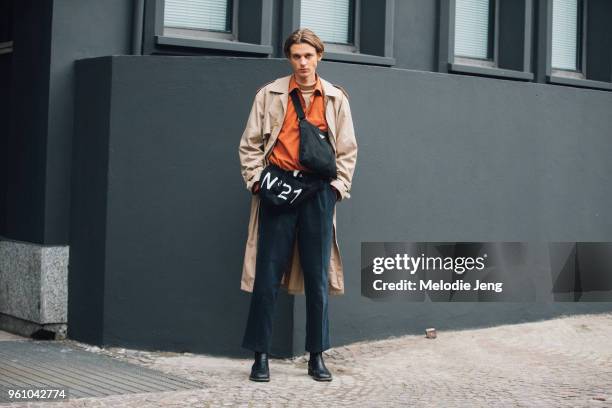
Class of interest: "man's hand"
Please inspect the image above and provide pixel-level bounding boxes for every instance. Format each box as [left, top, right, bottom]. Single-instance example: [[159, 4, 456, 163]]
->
[[331, 185, 340, 202], [254, 180, 337, 199]]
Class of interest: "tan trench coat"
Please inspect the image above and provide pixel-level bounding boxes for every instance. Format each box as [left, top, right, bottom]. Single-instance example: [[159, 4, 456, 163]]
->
[[238, 74, 358, 296]]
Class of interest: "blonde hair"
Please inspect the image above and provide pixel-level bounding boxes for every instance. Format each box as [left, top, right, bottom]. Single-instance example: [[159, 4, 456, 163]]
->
[[283, 28, 324, 58]]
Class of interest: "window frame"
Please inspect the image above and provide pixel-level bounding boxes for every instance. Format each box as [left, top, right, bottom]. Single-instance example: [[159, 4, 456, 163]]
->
[[453, 0, 498, 67], [299, 0, 359, 54], [545, 0, 612, 90], [439, 0, 535, 81], [549, 0, 587, 79], [282, 0, 395, 66], [547, 0, 587, 80], [162, 0, 237, 41], [149, 0, 273, 55]]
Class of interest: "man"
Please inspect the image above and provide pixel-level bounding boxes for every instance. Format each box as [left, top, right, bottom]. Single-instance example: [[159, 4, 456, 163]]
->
[[238, 28, 358, 382]]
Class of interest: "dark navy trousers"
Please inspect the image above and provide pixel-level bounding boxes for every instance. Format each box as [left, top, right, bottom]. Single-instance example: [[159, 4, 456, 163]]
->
[[241, 182, 336, 353]]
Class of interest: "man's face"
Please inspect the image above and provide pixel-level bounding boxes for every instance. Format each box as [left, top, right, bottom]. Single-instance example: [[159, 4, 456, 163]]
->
[[288, 42, 322, 83]]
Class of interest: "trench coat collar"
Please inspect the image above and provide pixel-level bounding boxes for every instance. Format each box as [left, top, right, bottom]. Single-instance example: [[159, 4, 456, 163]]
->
[[268, 74, 342, 99]]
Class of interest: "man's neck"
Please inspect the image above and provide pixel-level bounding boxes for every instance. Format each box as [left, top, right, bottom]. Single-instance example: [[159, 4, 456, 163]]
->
[[294, 72, 317, 88]]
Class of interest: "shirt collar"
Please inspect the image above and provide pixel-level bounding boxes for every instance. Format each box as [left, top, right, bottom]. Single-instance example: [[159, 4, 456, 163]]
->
[[268, 75, 341, 99], [289, 73, 323, 95]]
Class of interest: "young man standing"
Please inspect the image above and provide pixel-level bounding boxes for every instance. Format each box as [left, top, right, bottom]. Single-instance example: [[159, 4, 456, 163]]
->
[[238, 29, 357, 382]]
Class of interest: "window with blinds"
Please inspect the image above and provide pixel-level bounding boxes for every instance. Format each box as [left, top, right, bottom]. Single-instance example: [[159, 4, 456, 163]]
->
[[300, 0, 354, 45], [164, 0, 232, 32], [454, 0, 493, 60], [551, 0, 582, 71]]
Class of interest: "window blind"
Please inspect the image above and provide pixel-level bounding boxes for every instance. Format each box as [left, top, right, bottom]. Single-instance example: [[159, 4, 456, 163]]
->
[[300, 0, 352, 44], [551, 0, 579, 70], [164, 0, 230, 32], [454, 0, 491, 59]]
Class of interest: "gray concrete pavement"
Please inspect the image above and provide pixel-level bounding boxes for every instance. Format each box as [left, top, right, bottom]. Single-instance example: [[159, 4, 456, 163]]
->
[[1, 312, 612, 407]]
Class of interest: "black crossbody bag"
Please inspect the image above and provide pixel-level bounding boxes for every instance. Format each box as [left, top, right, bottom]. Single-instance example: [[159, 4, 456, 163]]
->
[[289, 89, 337, 179]]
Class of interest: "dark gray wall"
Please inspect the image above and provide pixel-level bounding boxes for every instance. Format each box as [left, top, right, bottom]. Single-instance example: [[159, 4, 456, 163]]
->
[[69, 57, 113, 345], [393, 0, 439, 71], [71, 56, 296, 357], [1, 0, 132, 243], [586, 0, 612, 82], [0, 0, 12, 233], [5, 0, 53, 243], [46, 0, 133, 244], [71, 56, 612, 357]]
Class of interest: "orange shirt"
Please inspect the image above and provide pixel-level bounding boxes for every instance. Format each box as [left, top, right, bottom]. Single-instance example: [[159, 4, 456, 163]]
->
[[268, 74, 328, 172]]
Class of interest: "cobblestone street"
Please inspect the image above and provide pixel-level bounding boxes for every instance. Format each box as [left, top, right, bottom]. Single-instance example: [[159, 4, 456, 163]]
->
[[2, 312, 612, 407]]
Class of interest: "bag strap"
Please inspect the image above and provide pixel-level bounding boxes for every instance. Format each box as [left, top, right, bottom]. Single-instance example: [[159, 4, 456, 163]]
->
[[289, 89, 306, 121]]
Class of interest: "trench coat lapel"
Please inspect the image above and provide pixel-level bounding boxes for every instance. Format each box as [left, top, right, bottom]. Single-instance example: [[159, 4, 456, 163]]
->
[[264, 76, 289, 158], [320, 78, 341, 149]]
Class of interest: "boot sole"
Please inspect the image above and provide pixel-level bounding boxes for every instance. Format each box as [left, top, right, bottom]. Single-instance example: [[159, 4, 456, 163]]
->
[[249, 375, 270, 382]]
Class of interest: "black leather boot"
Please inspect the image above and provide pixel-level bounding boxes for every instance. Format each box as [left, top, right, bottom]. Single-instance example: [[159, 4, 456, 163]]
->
[[249, 351, 270, 382], [308, 352, 332, 381]]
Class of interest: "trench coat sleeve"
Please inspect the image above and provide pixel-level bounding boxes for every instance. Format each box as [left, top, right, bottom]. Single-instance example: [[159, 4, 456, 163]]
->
[[330, 94, 358, 201], [238, 90, 266, 192]]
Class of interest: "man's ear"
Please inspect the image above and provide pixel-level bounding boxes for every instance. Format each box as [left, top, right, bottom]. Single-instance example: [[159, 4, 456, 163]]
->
[[317, 53, 323, 62]]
